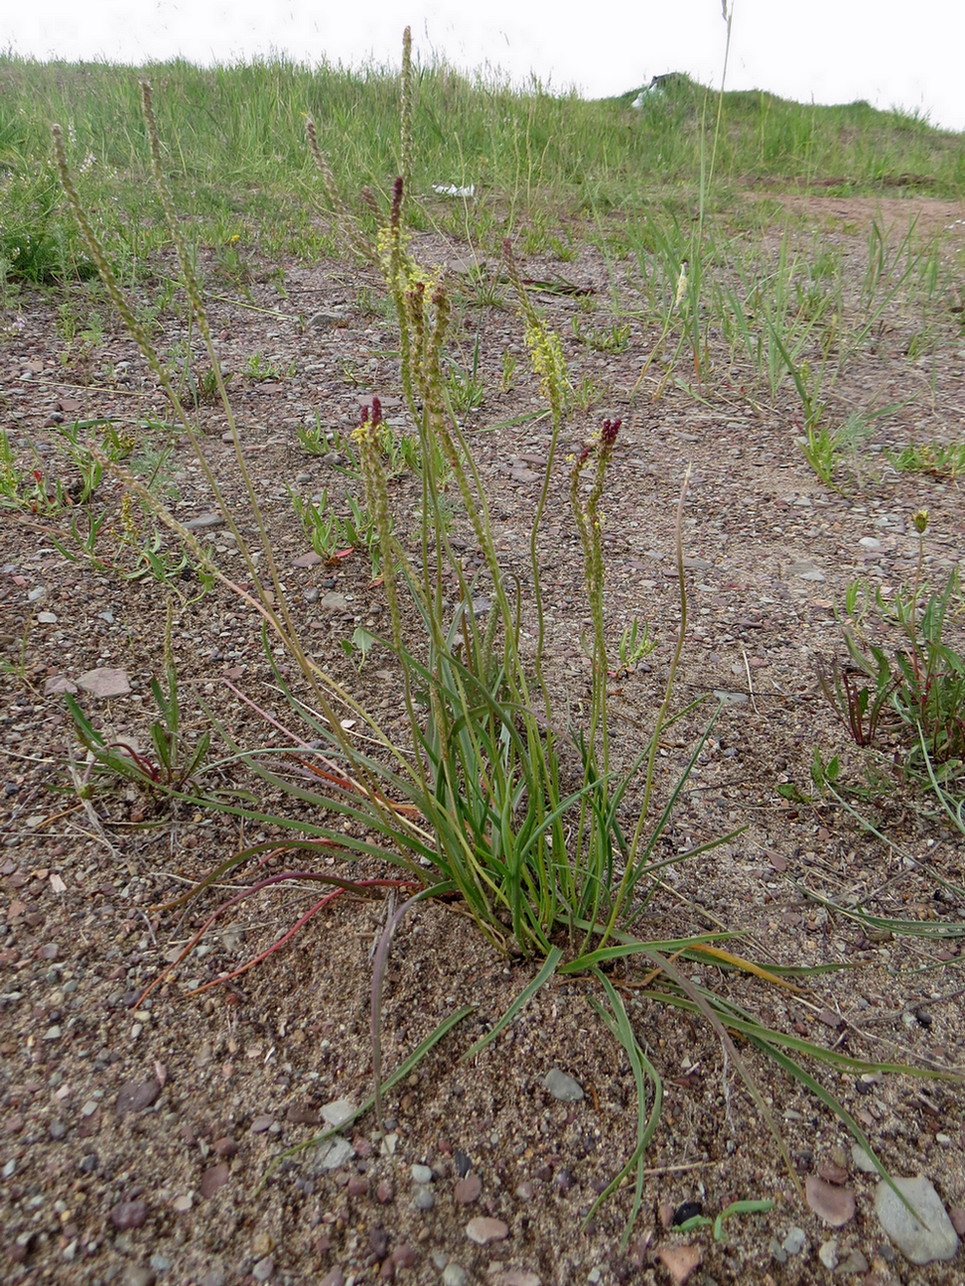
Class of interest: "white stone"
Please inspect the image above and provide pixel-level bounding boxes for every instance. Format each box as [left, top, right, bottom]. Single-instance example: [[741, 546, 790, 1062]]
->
[[875, 1175, 959, 1265]]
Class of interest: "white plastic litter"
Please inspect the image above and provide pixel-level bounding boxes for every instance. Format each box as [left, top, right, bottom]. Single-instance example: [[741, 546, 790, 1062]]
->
[[432, 183, 475, 198]]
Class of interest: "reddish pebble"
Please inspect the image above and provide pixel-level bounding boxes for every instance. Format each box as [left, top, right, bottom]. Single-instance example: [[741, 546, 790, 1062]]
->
[[466, 1216, 509, 1245], [375, 1180, 394, 1204], [110, 1199, 148, 1230], [249, 1114, 275, 1133], [115, 1078, 162, 1116], [391, 1244, 417, 1268], [212, 1136, 238, 1158], [199, 1163, 230, 1198], [347, 1175, 369, 1198], [285, 1104, 321, 1125], [818, 1160, 850, 1185], [454, 1174, 482, 1205]]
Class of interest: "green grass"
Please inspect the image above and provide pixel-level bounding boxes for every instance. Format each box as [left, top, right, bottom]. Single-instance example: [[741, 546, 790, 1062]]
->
[[1, 56, 962, 296]]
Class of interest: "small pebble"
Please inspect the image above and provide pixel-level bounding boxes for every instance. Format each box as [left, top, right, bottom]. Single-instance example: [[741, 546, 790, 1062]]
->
[[818, 1238, 839, 1270], [466, 1216, 509, 1245], [413, 1186, 435, 1211], [837, 1249, 869, 1274], [543, 1069, 584, 1102], [321, 1098, 357, 1130], [442, 1266, 469, 1286], [411, 1164, 433, 1184], [782, 1226, 808, 1255], [110, 1199, 148, 1231], [454, 1173, 482, 1205]]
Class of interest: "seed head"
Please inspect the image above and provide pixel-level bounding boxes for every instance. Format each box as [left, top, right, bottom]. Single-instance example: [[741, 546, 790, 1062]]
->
[[390, 176, 404, 230], [360, 397, 383, 429], [600, 417, 621, 448]]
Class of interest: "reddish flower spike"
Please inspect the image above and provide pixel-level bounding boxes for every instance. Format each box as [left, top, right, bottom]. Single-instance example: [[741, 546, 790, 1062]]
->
[[600, 418, 622, 448]]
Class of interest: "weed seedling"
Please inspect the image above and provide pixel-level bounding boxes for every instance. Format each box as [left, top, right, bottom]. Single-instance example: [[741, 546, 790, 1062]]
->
[[572, 316, 632, 353]]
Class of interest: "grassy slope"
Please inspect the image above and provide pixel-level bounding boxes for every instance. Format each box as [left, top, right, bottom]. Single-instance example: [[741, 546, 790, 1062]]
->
[[1, 58, 963, 272]]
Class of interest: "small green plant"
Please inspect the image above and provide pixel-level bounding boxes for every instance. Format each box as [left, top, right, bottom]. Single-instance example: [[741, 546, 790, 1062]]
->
[[818, 653, 897, 748], [296, 414, 428, 491], [50, 487, 213, 602], [295, 416, 331, 455], [499, 349, 517, 392], [0, 462, 74, 514], [612, 618, 656, 676], [462, 265, 508, 310], [675, 1198, 775, 1242], [341, 624, 377, 671], [243, 351, 295, 380], [549, 234, 577, 263], [290, 487, 380, 571], [797, 410, 873, 491], [820, 513, 965, 773], [888, 440, 965, 479], [68, 620, 212, 800], [193, 365, 221, 405], [572, 316, 632, 353], [797, 417, 840, 487], [213, 236, 252, 288], [0, 428, 21, 504], [444, 336, 485, 413], [0, 613, 33, 686], [571, 372, 604, 411], [56, 300, 105, 358], [290, 487, 341, 560]]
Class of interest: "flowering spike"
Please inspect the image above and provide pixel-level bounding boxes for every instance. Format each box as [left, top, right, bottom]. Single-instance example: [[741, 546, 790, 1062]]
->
[[371, 396, 383, 428], [390, 176, 404, 230], [600, 418, 621, 448]]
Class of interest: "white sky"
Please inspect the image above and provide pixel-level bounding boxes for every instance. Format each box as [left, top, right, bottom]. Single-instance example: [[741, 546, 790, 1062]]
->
[[5, 0, 965, 131]]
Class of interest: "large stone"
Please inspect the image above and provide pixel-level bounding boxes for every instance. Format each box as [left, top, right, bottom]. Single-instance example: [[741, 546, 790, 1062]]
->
[[874, 1175, 960, 1265]]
